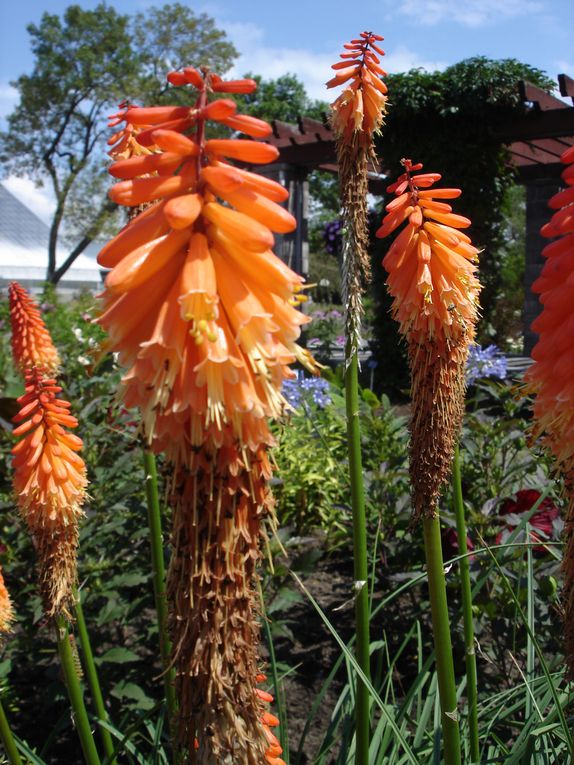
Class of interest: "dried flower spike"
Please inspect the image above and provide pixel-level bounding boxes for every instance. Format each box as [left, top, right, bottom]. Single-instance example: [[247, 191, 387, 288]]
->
[[12, 368, 87, 616], [9, 282, 60, 375], [525, 144, 574, 675], [377, 159, 481, 518]]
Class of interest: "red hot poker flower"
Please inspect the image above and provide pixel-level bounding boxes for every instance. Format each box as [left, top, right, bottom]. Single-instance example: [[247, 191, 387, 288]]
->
[[525, 144, 574, 675], [377, 159, 480, 342], [9, 282, 61, 375], [12, 368, 87, 616], [377, 159, 481, 519], [327, 31, 388, 145], [325, 31, 388, 342], [526, 144, 574, 467], [98, 69, 317, 464], [100, 69, 311, 764]]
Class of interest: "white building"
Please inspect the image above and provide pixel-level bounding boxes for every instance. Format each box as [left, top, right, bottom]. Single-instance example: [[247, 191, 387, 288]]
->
[[0, 183, 103, 296]]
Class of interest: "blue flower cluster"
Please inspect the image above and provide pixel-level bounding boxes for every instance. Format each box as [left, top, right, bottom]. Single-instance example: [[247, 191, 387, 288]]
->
[[282, 375, 332, 410], [323, 219, 343, 255], [466, 344, 508, 385]]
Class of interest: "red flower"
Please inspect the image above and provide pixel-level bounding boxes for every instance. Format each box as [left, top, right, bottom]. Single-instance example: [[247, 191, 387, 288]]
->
[[497, 489, 559, 552]]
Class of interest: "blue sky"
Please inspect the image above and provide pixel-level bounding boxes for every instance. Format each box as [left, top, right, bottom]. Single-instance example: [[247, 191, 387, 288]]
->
[[1, 0, 573, 219]]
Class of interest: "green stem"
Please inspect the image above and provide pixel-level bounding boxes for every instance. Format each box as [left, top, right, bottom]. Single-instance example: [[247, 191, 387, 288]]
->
[[0, 696, 22, 765], [55, 616, 102, 765], [344, 348, 371, 764], [142, 450, 177, 730], [422, 514, 461, 765], [74, 589, 116, 764], [452, 445, 479, 762], [525, 523, 535, 721]]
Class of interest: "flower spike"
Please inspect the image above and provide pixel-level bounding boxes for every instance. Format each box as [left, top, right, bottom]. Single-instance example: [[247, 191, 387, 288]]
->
[[11, 368, 87, 617], [377, 159, 481, 518], [9, 282, 60, 375], [525, 145, 574, 675], [327, 31, 388, 352], [327, 31, 387, 145]]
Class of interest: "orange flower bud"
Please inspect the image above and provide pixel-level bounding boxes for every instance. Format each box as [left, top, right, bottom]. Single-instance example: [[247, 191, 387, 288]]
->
[[9, 282, 61, 375]]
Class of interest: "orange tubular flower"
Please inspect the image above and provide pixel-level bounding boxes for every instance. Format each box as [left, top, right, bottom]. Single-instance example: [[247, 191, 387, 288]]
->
[[11, 368, 87, 617], [99, 67, 314, 763], [326, 32, 388, 343], [327, 31, 388, 146], [9, 282, 60, 375], [0, 567, 14, 635], [525, 144, 574, 674], [377, 159, 481, 518], [98, 68, 316, 464]]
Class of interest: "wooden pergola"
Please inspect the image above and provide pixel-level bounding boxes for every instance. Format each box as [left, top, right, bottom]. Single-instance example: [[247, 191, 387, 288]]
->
[[262, 75, 574, 354]]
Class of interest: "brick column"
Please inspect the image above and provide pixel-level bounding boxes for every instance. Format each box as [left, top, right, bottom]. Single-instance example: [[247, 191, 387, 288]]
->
[[523, 178, 562, 354]]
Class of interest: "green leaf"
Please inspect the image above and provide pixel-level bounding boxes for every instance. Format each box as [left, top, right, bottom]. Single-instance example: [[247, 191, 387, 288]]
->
[[96, 647, 140, 664], [110, 681, 155, 710]]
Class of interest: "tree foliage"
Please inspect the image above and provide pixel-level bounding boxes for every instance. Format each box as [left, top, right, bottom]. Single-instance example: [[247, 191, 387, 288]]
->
[[234, 72, 327, 124], [0, 3, 237, 284], [132, 4, 237, 104]]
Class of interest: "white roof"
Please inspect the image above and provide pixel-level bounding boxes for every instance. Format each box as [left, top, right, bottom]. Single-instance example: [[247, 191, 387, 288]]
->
[[0, 182, 104, 293]]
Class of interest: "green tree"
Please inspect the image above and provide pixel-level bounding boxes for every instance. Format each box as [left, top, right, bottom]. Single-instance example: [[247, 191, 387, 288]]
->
[[234, 72, 327, 124], [0, 3, 237, 284], [132, 4, 237, 104]]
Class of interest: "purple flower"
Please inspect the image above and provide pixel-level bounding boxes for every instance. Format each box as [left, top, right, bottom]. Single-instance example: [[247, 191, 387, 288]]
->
[[466, 344, 507, 385], [282, 374, 332, 409]]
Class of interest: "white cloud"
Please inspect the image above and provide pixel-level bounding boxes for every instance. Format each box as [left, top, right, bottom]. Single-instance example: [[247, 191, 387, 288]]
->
[[221, 22, 445, 101], [0, 83, 18, 121], [394, 0, 543, 27], [384, 46, 447, 76], [2, 177, 56, 225]]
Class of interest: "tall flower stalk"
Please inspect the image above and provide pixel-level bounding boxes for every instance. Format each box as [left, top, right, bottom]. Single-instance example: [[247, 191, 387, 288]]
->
[[98, 65, 317, 763], [452, 446, 479, 761], [8, 283, 102, 764], [377, 159, 481, 765], [326, 31, 388, 763], [524, 144, 574, 676]]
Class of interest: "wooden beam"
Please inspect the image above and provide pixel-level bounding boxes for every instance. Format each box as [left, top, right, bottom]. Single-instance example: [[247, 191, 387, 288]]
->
[[276, 140, 337, 167], [493, 108, 574, 141], [510, 140, 567, 165], [558, 74, 574, 101], [516, 162, 563, 182], [519, 81, 568, 110]]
